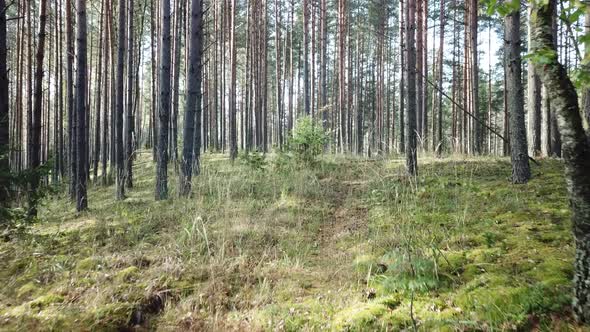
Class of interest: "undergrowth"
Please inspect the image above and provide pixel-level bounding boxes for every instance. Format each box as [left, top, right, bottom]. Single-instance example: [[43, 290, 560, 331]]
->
[[0, 152, 581, 331]]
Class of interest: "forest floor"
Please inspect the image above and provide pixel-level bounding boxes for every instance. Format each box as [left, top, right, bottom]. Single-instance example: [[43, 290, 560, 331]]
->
[[0, 151, 585, 331]]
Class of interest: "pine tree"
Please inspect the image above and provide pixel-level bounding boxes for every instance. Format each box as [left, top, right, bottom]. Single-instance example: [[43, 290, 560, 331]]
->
[[75, 0, 88, 211], [156, 0, 172, 200], [505, 6, 530, 184]]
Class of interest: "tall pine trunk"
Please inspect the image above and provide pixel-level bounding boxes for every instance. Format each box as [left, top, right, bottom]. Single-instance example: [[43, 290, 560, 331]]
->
[[29, 0, 48, 217], [93, 1, 104, 182], [75, 0, 88, 211], [180, 0, 203, 196], [126, 0, 135, 188], [229, 0, 237, 160], [66, 0, 75, 200], [115, 0, 126, 200], [527, 7, 542, 157], [406, 0, 417, 175], [156, 0, 172, 200], [0, 0, 8, 205], [505, 8, 530, 184]]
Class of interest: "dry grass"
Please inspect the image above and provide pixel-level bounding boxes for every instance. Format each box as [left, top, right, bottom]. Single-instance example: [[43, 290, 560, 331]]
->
[[0, 151, 582, 331]]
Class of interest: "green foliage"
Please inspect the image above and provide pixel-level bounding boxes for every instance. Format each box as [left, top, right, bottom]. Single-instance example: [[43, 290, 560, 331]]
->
[[524, 47, 558, 66], [239, 150, 267, 171], [287, 116, 329, 166], [484, 0, 521, 17], [1, 160, 56, 236]]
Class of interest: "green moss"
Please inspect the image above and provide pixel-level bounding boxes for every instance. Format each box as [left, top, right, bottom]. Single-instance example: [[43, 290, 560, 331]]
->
[[29, 294, 65, 309], [83, 303, 134, 330], [76, 256, 102, 271], [16, 282, 39, 299], [116, 266, 140, 282], [332, 301, 389, 330]]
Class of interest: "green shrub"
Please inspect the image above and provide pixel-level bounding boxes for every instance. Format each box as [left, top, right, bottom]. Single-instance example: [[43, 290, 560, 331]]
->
[[287, 116, 329, 166], [239, 151, 267, 171]]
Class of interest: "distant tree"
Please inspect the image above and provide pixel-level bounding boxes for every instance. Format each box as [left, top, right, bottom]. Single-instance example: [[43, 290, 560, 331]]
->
[[126, 0, 135, 189], [101, 0, 112, 186], [156, 0, 172, 200], [527, 7, 542, 157], [29, 0, 48, 217], [75, 0, 88, 211], [505, 5, 530, 184], [180, 0, 203, 197], [230, 0, 237, 161], [0, 0, 8, 205], [531, 0, 590, 323], [406, 0, 418, 175], [66, 0, 75, 200], [116, 0, 126, 200], [93, 1, 105, 182]]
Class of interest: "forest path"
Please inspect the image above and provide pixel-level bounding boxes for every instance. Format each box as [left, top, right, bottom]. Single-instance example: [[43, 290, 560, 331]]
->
[[279, 161, 380, 309]]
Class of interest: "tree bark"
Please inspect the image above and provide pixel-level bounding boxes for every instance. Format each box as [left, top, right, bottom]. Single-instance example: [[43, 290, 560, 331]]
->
[[527, 7, 542, 157], [180, 0, 203, 196], [126, 0, 135, 188], [399, 0, 406, 153], [471, 0, 481, 154], [229, 0, 237, 160], [0, 0, 8, 205], [436, 0, 445, 156], [115, 0, 126, 200], [531, 0, 590, 323], [102, 0, 111, 186], [156, 0, 172, 200], [505, 8, 530, 184], [93, 0, 104, 182], [66, 0, 75, 200], [75, 0, 88, 211], [29, 0, 48, 217], [406, 0, 418, 175]]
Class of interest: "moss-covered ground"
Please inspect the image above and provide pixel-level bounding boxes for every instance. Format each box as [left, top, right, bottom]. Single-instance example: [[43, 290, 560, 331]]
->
[[0, 152, 585, 331]]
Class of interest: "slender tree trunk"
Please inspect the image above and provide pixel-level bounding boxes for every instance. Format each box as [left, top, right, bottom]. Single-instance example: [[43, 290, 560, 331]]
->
[[93, 1, 104, 182], [527, 7, 542, 157], [52, 0, 62, 183], [584, 7, 590, 128], [303, 0, 310, 116], [471, 0, 480, 154], [531, 0, 590, 323], [320, 0, 328, 130], [150, 0, 158, 160], [66, 0, 75, 200], [229, 0, 237, 160], [115, 0, 126, 200], [156, 0, 172, 200], [505, 8, 530, 184], [406, 0, 417, 175], [180, 0, 203, 196], [399, 0, 406, 153], [171, 0, 182, 165], [436, 0, 445, 156], [75, 0, 88, 211], [29, 0, 48, 217], [274, 0, 282, 150], [338, 0, 347, 153], [102, 0, 111, 186], [126, 0, 135, 188], [0, 0, 8, 205]]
